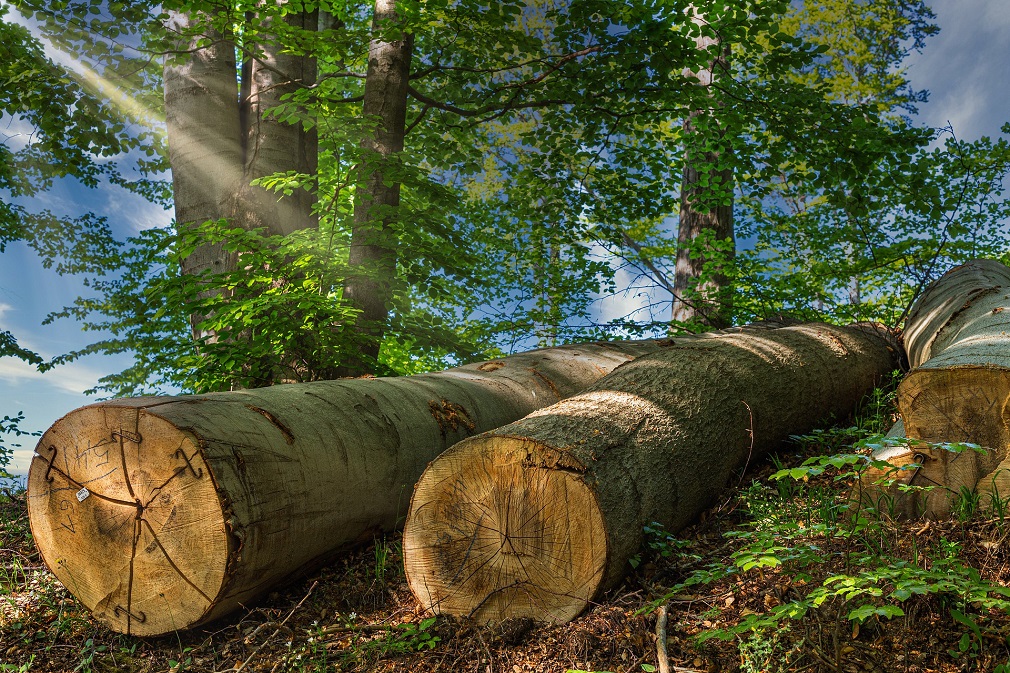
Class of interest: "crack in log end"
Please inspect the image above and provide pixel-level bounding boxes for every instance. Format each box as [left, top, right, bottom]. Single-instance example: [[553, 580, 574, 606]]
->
[[245, 406, 295, 445], [519, 445, 586, 474], [477, 361, 506, 372], [528, 369, 561, 400], [428, 400, 477, 439]]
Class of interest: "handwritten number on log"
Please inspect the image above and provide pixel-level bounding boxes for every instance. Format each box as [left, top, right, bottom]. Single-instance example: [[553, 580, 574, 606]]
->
[[59, 499, 75, 534], [42, 445, 58, 483]]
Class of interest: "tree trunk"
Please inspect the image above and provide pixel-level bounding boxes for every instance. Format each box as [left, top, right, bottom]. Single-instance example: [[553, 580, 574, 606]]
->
[[341, 0, 413, 375], [162, 11, 245, 296], [163, 8, 318, 361], [403, 323, 898, 623], [861, 259, 1010, 518], [235, 10, 319, 237], [671, 9, 734, 329], [26, 340, 662, 636]]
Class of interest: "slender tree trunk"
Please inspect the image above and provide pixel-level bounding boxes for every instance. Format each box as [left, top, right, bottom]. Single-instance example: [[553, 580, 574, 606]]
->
[[162, 11, 245, 338], [27, 339, 662, 635], [403, 323, 898, 623], [671, 10, 734, 329], [341, 0, 414, 375], [861, 259, 1010, 518], [236, 10, 319, 236]]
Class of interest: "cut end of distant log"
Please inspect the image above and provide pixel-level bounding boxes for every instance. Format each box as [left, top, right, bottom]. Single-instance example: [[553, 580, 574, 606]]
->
[[883, 367, 1010, 518], [858, 259, 1010, 519], [27, 405, 228, 636], [403, 436, 608, 623]]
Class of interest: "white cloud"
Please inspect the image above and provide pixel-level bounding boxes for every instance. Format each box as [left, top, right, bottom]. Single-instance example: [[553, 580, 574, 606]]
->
[[103, 186, 172, 234], [0, 357, 102, 395], [0, 114, 38, 153], [907, 0, 1010, 141]]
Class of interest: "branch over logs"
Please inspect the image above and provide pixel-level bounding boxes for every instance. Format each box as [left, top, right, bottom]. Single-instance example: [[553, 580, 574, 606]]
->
[[863, 259, 1010, 518], [27, 340, 664, 635], [403, 323, 899, 623]]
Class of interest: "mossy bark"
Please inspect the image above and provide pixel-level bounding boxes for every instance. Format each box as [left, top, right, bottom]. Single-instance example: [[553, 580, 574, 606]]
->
[[403, 323, 898, 623]]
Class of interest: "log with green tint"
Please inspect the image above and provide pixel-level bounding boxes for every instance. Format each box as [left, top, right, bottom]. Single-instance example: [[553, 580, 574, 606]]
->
[[403, 323, 898, 623], [862, 259, 1010, 518]]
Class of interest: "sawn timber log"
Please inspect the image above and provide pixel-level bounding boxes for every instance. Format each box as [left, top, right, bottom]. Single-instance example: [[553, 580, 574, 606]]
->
[[402, 323, 899, 623], [862, 259, 1010, 518], [27, 340, 669, 636]]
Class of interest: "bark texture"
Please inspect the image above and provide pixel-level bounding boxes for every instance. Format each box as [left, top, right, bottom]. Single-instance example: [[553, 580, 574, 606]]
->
[[341, 0, 414, 374], [862, 259, 1010, 518], [27, 340, 662, 636], [403, 323, 899, 623], [163, 7, 318, 347], [163, 11, 245, 283], [671, 9, 734, 328], [237, 10, 319, 236]]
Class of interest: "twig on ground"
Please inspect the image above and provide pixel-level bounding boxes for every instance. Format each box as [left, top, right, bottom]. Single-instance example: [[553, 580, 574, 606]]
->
[[656, 603, 670, 673], [230, 580, 318, 673]]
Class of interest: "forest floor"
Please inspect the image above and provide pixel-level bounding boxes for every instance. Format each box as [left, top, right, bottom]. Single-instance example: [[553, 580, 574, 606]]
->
[[5, 387, 1010, 672]]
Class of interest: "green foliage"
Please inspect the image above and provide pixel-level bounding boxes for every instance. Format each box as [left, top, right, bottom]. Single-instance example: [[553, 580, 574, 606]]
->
[[4, 0, 1010, 397], [45, 217, 482, 394], [655, 429, 1010, 662], [629, 521, 696, 570], [0, 412, 38, 486]]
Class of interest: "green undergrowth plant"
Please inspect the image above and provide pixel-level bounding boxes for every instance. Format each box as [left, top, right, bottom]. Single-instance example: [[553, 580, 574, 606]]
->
[[646, 386, 1010, 668]]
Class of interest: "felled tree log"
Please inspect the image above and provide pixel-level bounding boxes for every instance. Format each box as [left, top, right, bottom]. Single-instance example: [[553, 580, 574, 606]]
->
[[402, 323, 898, 623], [26, 340, 665, 636], [862, 259, 1010, 518]]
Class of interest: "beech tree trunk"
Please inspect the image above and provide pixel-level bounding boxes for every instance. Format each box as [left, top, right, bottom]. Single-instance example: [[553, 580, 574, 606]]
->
[[163, 11, 245, 285], [26, 340, 662, 636], [402, 323, 898, 623], [163, 7, 317, 350], [341, 0, 413, 375], [671, 9, 734, 329], [861, 259, 1010, 518]]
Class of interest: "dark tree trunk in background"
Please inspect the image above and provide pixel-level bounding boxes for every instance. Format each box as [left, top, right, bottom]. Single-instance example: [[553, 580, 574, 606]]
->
[[163, 7, 318, 365], [341, 0, 414, 375], [237, 10, 319, 236], [671, 10, 734, 329]]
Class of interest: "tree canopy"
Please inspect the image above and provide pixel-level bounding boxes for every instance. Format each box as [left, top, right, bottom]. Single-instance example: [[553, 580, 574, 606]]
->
[[0, 0, 1007, 396]]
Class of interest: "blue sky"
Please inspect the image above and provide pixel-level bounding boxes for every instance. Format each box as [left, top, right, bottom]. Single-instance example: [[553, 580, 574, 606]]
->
[[2, 0, 1010, 476]]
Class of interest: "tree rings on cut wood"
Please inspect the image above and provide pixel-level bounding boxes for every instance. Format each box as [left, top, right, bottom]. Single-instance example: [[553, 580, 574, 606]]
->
[[403, 437, 607, 623], [27, 406, 227, 636], [861, 259, 1010, 518], [27, 339, 669, 635]]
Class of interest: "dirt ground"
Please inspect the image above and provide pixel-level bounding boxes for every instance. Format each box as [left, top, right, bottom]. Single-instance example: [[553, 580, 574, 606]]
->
[[4, 428, 1010, 673]]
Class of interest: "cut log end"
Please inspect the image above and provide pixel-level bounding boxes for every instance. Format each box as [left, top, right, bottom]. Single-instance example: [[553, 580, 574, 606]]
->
[[27, 406, 229, 636], [403, 436, 607, 624], [863, 367, 1010, 519]]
